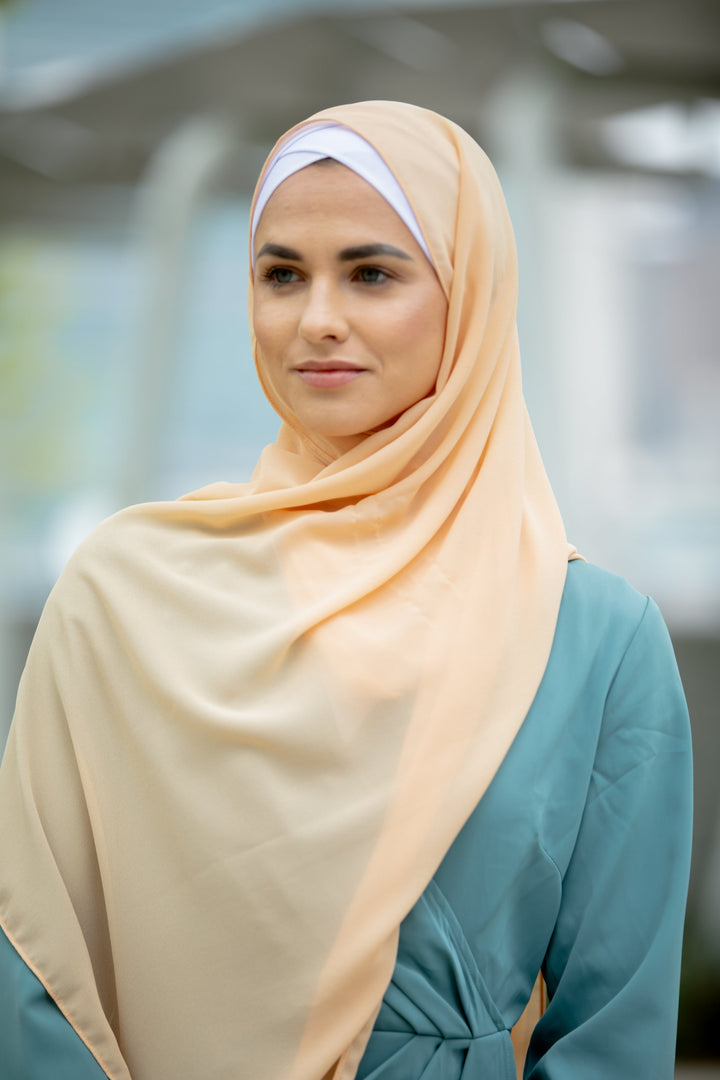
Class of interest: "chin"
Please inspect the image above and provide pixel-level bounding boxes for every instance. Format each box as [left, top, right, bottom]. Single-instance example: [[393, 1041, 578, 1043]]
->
[[295, 413, 375, 441]]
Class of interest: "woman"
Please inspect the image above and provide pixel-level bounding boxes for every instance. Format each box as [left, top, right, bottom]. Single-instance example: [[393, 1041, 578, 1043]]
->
[[0, 102, 692, 1079]]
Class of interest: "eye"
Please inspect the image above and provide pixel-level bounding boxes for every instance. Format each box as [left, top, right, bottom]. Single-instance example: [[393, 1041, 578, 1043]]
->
[[262, 266, 300, 286], [355, 266, 389, 285]]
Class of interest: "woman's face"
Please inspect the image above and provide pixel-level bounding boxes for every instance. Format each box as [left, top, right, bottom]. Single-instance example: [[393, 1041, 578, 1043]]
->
[[252, 161, 448, 453]]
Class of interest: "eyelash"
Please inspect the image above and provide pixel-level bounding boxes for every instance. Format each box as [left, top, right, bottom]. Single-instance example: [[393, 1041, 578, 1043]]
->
[[262, 267, 299, 287], [260, 266, 391, 288], [356, 266, 389, 285]]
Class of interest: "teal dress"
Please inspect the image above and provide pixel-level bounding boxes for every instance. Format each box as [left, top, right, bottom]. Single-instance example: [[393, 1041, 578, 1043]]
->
[[0, 561, 693, 1078]]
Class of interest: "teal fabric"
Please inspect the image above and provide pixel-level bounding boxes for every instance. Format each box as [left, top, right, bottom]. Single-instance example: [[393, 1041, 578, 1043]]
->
[[358, 560, 692, 1079], [0, 928, 109, 1079], [0, 561, 692, 1078]]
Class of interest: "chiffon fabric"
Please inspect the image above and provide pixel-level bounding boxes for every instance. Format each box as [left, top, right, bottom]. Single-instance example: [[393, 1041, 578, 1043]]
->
[[0, 102, 575, 1080]]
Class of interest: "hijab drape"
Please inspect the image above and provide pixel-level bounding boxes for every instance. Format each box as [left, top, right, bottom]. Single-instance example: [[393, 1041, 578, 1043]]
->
[[0, 101, 574, 1080]]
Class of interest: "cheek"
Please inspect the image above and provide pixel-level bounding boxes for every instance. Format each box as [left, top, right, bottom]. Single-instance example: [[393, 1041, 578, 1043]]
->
[[380, 295, 434, 347], [393, 291, 447, 363], [252, 301, 284, 360]]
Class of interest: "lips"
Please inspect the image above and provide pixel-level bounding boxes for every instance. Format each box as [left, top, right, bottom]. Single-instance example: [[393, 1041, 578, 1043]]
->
[[294, 360, 366, 389]]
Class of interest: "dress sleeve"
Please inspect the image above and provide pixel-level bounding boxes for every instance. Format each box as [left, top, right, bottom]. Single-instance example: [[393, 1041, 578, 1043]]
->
[[525, 597, 693, 1080], [0, 924, 110, 1080]]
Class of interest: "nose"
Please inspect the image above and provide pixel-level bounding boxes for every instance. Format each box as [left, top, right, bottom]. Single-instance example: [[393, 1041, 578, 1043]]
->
[[298, 279, 349, 344]]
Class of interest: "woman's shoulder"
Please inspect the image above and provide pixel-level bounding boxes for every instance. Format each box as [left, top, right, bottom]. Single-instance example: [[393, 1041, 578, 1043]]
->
[[550, 559, 684, 723], [555, 559, 688, 741], [43, 501, 183, 622], [57, 486, 250, 590], [561, 557, 649, 629], [558, 557, 674, 661], [63, 492, 226, 576]]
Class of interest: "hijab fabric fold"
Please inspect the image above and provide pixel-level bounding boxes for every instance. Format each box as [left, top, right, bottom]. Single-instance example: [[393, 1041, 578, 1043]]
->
[[0, 101, 574, 1080]]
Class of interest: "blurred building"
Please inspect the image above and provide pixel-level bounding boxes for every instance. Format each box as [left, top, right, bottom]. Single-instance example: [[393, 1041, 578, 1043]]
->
[[1, 0, 719, 1063]]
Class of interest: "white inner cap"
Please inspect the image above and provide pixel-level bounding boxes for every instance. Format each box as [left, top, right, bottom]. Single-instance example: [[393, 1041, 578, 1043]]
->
[[251, 122, 432, 266]]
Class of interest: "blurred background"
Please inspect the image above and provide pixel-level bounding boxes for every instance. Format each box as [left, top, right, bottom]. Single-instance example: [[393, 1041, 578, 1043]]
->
[[0, 0, 718, 1069]]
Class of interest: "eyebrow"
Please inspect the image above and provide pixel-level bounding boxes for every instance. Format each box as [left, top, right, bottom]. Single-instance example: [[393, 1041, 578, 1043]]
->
[[339, 244, 412, 262], [255, 241, 413, 262]]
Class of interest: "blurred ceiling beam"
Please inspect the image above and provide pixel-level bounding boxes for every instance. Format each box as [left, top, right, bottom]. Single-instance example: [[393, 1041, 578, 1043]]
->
[[0, 0, 605, 112], [0, 0, 718, 220]]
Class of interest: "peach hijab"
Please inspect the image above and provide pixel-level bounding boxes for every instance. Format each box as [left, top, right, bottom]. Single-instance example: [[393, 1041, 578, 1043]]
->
[[0, 102, 575, 1080]]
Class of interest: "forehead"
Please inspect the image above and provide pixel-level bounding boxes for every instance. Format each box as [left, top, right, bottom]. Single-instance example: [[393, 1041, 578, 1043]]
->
[[255, 161, 412, 240]]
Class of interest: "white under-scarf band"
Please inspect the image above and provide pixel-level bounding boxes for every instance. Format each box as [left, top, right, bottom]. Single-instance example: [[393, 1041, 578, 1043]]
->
[[250, 122, 432, 266]]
